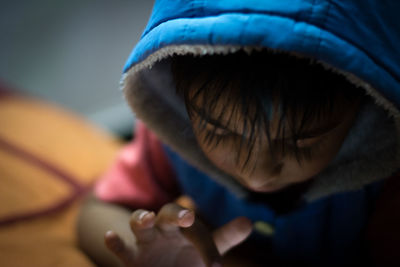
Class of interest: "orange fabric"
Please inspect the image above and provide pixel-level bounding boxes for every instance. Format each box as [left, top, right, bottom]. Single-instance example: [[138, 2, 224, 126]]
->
[[0, 202, 95, 267], [0, 93, 122, 266]]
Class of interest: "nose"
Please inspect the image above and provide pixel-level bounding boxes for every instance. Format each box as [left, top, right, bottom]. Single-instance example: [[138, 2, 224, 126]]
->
[[242, 162, 283, 189]]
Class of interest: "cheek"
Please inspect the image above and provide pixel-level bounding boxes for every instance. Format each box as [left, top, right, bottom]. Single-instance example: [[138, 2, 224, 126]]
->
[[198, 140, 243, 176], [285, 139, 343, 182], [282, 159, 326, 184], [204, 146, 237, 171], [194, 130, 243, 175]]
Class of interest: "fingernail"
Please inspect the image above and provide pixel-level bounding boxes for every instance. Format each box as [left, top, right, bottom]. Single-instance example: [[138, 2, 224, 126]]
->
[[178, 209, 190, 219], [178, 210, 194, 227], [138, 211, 149, 221], [105, 230, 114, 238]]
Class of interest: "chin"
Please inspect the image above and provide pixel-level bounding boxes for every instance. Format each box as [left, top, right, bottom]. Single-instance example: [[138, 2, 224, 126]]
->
[[248, 183, 286, 193], [235, 175, 287, 193]]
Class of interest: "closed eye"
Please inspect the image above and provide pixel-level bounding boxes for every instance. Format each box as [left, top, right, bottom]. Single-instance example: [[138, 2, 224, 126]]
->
[[204, 122, 237, 137], [296, 136, 322, 148]]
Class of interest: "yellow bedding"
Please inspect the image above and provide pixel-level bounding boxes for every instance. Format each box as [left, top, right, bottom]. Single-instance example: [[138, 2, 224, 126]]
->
[[0, 90, 122, 266]]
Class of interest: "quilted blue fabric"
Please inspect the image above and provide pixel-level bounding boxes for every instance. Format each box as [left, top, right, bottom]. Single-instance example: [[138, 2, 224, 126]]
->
[[164, 145, 382, 266], [125, 0, 400, 108]]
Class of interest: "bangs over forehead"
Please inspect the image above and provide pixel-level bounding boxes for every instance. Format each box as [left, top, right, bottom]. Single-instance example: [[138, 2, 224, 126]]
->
[[171, 50, 365, 167]]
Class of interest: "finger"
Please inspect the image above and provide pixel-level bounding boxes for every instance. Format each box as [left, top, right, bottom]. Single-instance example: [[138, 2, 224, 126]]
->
[[182, 219, 222, 267], [130, 209, 157, 243], [213, 216, 253, 255], [104, 230, 135, 265], [155, 203, 195, 231]]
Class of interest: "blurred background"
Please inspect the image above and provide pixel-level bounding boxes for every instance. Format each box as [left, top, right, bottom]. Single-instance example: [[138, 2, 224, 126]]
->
[[0, 3, 157, 266], [0, 0, 154, 138]]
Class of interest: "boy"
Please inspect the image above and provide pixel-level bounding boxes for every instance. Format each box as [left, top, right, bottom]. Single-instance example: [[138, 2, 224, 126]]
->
[[78, 1, 400, 266]]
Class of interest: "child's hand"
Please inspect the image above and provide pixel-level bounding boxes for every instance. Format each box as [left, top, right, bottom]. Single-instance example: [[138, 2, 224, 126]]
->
[[104, 203, 252, 267]]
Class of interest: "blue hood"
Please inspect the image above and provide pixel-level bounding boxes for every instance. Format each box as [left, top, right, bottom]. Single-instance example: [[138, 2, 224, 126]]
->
[[125, 0, 400, 109], [121, 0, 400, 200]]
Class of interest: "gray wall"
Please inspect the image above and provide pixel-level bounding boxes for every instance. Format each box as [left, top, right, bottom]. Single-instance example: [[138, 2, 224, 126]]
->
[[0, 0, 154, 135]]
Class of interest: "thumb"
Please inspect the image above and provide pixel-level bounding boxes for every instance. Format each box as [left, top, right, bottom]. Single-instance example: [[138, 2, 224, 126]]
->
[[213, 217, 253, 255]]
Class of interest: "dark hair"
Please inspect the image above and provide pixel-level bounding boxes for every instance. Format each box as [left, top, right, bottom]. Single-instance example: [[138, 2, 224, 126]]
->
[[171, 50, 364, 170]]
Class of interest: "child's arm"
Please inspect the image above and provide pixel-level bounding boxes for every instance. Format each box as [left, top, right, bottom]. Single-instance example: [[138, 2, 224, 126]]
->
[[77, 193, 252, 267], [77, 193, 134, 267], [75, 121, 177, 266]]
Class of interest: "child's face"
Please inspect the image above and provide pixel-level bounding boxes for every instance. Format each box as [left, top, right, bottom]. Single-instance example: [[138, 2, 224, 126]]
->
[[189, 92, 359, 193]]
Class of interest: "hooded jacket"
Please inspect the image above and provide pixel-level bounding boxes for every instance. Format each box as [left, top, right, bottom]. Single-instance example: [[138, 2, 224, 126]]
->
[[105, 0, 400, 265]]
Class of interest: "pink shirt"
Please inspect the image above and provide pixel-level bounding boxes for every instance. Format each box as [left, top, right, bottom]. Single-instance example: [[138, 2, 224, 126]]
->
[[95, 122, 179, 210]]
